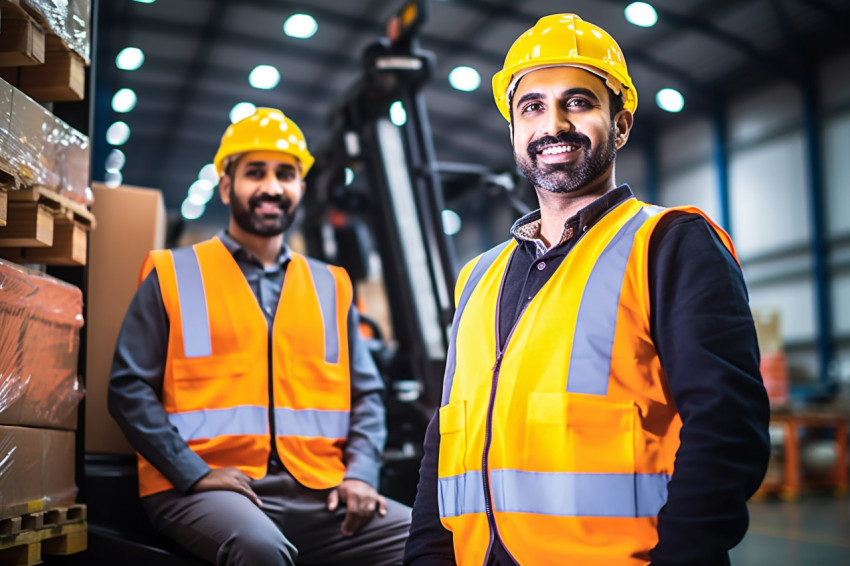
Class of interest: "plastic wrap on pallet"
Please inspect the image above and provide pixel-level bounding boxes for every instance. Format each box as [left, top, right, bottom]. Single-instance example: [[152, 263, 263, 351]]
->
[[18, 0, 91, 64], [0, 425, 77, 519], [0, 258, 84, 430], [0, 75, 92, 204]]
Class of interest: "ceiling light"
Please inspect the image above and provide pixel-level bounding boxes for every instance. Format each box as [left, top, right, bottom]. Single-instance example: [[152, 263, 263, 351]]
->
[[106, 121, 131, 146], [111, 88, 137, 113], [230, 102, 256, 123], [656, 88, 685, 112], [105, 149, 126, 173], [448, 66, 481, 92], [442, 209, 462, 236], [389, 101, 407, 126], [283, 14, 318, 39], [181, 197, 205, 220], [116, 47, 144, 71], [344, 167, 354, 186], [133, 0, 156, 3], [199, 163, 219, 183], [188, 179, 215, 204], [249, 65, 280, 90], [104, 171, 123, 188], [625, 2, 658, 27]]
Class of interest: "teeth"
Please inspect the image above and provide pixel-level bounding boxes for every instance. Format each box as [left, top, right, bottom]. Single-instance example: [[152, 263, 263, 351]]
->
[[541, 145, 576, 155]]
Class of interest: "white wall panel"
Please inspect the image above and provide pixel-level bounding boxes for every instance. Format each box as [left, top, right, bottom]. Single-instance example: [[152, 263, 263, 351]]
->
[[729, 82, 801, 146], [823, 113, 850, 236], [729, 134, 810, 258], [832, 273, 850, 335], [659, 165, 720, 222], [749, 280, 816, 343]]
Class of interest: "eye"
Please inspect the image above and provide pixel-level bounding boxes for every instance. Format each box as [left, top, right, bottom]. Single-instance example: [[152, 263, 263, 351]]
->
[[566, 97, 593, 109], [244, 168, 263, 178], [520, 100, 544, 114], [276, 169, 296, 181]]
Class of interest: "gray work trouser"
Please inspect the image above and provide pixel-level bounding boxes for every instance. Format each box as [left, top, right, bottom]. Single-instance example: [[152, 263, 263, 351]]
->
[[141, 464, 411, 566]]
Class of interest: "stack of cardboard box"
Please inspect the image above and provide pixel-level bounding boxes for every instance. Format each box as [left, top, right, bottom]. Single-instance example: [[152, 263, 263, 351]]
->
[[0, 258, 83, 520]]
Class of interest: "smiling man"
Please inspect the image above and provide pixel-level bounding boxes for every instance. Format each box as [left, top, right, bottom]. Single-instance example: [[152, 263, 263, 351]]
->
[[108, 107, 410, 566], [405, 14, 770, 566]]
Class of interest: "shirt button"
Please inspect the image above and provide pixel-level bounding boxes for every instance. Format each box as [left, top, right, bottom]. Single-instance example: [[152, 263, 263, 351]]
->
[[537, 262, 546, 271], [265, 306, 274, 316]]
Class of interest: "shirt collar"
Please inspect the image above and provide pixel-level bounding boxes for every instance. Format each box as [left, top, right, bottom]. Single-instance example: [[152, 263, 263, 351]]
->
[[216, 229, 291, 270], [510, 185, 635, 255]]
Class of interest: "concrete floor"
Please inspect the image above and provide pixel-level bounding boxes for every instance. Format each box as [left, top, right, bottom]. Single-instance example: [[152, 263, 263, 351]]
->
[[731, 495, 850, 565]]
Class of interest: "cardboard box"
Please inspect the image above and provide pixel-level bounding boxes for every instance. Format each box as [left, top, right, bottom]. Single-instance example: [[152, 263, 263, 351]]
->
[[85, 183, 166, 455], [19, 0, 91, 64], [0, 258, 84, 430], [0, 425, 77, 519]]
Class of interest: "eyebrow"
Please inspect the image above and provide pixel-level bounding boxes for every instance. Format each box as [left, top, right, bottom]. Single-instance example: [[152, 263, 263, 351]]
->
[[515, 87, 601, 108], [244, 161, 297, 171]]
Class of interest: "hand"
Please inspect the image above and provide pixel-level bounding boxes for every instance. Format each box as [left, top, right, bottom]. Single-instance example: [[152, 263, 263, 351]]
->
[[326, 478, 388, 536], [190, 467, 263, 508]]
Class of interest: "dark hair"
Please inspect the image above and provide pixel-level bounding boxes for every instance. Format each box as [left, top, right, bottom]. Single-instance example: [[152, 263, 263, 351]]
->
[[507, 73, 626, 123]]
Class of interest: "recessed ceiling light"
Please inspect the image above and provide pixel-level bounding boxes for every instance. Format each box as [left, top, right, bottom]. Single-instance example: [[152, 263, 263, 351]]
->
[[625, 2, 658, 27], [249, 65, 280, 90], [106, 121, 131, 146], [188, 179, 215, 204], [105, 149, 126, 173], [442, 209, 462, 236], [104, 171, 123, 188], [181, 197, 205, 220], [448, 66, 481, 92], [283, 14, 318, 39], [230, 102, 257, 123], [116, 47, 144, 71], [133, 0, 156, 4], [344, 167, 354, 186], [198, 163, 219, 184], [390, 101, 406, 126], [111, 88, 137, 113], [656, 88, 685, 112]]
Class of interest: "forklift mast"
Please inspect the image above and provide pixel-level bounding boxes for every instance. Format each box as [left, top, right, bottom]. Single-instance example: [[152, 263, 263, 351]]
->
[[304, 1, 456, 414]]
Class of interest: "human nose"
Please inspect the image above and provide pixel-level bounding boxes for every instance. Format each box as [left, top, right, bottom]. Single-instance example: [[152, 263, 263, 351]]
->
[[258, 170, 283, 195], [541, 105, 572, 138]]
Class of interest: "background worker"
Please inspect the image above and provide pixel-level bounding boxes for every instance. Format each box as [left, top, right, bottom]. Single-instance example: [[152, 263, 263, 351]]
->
[[404, 14, 770, 566], [108, 107, 410, 566]]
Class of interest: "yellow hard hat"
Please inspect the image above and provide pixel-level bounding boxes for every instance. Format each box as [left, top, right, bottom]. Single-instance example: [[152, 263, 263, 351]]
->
[[213, 107, 315, 177], [492, 13, 637, 121]]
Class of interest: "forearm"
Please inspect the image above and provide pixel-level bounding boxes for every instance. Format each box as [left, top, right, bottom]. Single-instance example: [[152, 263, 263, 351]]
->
[[649, 214, 770, 564], [404, 411, 456, 565], [107, 270, 210, 493], [344, 306, 387, 487]]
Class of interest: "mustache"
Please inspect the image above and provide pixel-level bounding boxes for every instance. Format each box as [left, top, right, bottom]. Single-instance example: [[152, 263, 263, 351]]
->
[[527, 132, 591, 157], [249, 193, 291, 211]]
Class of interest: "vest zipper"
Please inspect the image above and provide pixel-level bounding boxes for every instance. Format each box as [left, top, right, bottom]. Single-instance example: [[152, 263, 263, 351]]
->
[[267, 329, 276, 462], [481, 275, 529, 565]]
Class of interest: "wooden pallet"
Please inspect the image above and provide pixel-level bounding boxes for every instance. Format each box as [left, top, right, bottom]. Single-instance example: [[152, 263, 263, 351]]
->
[[0, 0, 87, 102], [0, 187, 94, 265], [0, 505, 87, 566]]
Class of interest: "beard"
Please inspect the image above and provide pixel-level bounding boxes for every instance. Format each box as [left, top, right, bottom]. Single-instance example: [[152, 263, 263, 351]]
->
[[230, 192, 295, 237], [515, 122, 617, 194]]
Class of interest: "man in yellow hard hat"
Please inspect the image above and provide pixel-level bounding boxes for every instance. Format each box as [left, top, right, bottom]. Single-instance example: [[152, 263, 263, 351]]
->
[[109, 107, 411, 566], [405, 14, 769, 566]]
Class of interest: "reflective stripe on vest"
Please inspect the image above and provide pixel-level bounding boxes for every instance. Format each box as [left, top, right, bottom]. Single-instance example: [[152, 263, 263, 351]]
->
[[567, 206, 661, 395], [171, 249, 340, 365], [439, 470, 670, 518], [171, 246, 212, 358], [168, 406, 268, 440], [274, 407, 349, 438]]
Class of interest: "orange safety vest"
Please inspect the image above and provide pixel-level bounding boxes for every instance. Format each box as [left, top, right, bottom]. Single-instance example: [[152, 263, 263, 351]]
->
[[438, 198, 738, 565], [136, 237, 352, 497]]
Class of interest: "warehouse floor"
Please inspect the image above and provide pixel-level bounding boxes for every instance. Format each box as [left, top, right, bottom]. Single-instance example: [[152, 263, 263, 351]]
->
[[731, 494, 850, 565]]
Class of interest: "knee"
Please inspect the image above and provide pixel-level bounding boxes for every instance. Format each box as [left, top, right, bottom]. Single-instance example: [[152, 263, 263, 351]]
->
[[220, 530, 296, 566]]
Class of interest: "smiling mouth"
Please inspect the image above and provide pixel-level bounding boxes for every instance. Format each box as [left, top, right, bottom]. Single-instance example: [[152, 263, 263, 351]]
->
[[539, 143, 580, 156]]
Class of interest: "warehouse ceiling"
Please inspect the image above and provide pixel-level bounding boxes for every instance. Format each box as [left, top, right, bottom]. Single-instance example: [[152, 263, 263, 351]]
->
[[94, 0, 850, 229]]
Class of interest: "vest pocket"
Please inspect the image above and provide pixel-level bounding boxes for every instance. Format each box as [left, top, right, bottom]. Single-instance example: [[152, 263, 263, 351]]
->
[[523, 392, 636, 473], [171, 352, 248, 381], [438, 400, 468, 475]]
